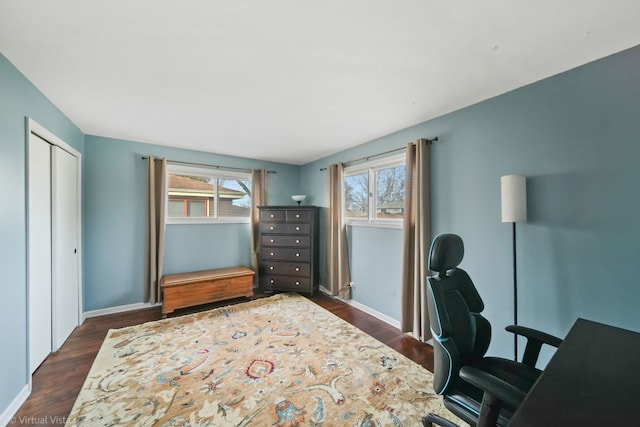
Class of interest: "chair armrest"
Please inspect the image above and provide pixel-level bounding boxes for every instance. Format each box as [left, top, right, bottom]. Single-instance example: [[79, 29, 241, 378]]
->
[[506, 325, 563, 347], [459, 366, 527, 408], [506, 325, 563, 366]]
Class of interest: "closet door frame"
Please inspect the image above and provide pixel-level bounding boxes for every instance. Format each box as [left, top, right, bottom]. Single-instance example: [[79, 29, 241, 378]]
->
[[25, 118, 83, 375]]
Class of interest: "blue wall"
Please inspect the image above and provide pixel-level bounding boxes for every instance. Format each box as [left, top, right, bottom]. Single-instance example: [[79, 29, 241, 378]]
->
[[83, 135, 301, 311], [302, 44, 640, 360], [0, 54, 84, 417], [4, 40, 640, 418]]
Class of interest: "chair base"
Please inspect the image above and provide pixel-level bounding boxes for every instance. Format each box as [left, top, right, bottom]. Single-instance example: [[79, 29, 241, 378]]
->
[[423, 413, 459, 427]]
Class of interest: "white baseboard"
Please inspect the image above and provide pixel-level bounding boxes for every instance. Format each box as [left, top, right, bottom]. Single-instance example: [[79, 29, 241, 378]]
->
[[347, 299, 401, 329], [0, 384, 30, 426], [83, 301, 161, 321], [318, 287, 400, 329]]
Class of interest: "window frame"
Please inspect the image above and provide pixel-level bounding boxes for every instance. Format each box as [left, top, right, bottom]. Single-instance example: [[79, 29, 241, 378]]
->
[[165, 163, 252, 225], [343, 152, 405, 229]]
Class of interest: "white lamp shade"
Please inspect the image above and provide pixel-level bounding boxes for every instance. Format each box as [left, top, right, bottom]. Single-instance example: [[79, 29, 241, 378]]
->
[[501, 174, 527, 223]]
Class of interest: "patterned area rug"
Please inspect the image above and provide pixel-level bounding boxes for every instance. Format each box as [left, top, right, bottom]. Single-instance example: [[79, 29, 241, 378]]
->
[[66, 293, 459, 426]]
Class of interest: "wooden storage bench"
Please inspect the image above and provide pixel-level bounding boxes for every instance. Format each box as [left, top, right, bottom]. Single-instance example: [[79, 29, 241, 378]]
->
[[160, 266, 254, 317]]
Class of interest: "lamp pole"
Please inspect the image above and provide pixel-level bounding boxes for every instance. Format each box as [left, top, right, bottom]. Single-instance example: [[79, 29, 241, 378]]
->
[[501, 174, 527, 362], [512, 221, 518, 360]]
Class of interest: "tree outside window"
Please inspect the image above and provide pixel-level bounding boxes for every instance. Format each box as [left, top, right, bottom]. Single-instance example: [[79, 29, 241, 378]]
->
[[344, 153, 405, 224]]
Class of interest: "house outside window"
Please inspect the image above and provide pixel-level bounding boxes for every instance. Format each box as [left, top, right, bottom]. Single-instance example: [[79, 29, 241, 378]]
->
[[344, 152, 405, 228], [166, 163, 252, 224]]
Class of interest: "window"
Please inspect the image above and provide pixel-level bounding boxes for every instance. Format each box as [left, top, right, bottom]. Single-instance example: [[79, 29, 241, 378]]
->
[[166, 163, 252, 224], [344, 152, 405, 227]]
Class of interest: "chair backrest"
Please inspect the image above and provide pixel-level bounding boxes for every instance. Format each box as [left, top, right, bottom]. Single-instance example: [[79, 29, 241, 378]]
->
[[427, 233, 492, 394]]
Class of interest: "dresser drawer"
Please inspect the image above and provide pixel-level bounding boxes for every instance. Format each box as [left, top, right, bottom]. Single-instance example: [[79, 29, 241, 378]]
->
[[260, 262, 310, 277], [261, 235, 310, 247], [260, 223, 310, 234], [260, 209, 285, 222], [260, 275, 311, 291], [261, 247, 310, 262], [286, 209, 313, 222]]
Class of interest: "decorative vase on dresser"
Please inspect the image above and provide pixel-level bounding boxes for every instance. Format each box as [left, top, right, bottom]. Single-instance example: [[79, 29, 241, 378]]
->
[[258, 206, 319, 296]]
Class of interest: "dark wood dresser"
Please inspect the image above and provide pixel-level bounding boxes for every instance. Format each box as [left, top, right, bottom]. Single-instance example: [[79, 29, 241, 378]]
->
[[258, 206, 319, 296]]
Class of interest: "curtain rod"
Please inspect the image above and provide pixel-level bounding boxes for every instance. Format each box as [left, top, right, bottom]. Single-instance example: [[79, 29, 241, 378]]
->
[[141, 156, 276, 174], [319, 137, 438, 171]]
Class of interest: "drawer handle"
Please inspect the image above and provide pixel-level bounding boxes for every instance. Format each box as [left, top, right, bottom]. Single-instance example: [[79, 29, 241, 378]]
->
[[270, 266, 274, 270], [295, 267, 300, 271], [270, 252, 274, 256], [270, 279, 274, 284], [270, 214, 275, 218], [270, 226, 274, 230], [296, 253, 300, 257], [270, 239, 275, 243], [296, 214, 300, 218], [295, 281, 300, 285], [296, 240, 300, 243], [296, 227, 300, 231]]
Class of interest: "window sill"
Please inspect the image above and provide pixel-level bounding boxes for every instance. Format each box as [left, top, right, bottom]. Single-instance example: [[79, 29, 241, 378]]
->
[[346, 220, 403, 230], [166, 217, 250, 225]]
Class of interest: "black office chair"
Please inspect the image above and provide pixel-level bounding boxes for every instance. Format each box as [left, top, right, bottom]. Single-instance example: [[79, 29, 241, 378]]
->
[[423, 234, 562, 427]]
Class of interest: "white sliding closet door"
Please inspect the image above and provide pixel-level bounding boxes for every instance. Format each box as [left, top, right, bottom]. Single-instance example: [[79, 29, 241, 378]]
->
[[51, 145, 80, 350], [28, 134, 52, 372], [28, 120, 82, 373]]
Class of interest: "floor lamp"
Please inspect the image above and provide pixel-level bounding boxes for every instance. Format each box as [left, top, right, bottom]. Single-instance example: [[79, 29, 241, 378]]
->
[[501, 174, 527, 361]]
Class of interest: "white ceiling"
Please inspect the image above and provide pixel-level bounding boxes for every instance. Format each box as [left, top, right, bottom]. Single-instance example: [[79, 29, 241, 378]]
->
[[2, 1, 640, 165]]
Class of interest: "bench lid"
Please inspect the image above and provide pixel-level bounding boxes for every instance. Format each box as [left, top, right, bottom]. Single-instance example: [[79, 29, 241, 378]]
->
[[161, 266, 255, 287]]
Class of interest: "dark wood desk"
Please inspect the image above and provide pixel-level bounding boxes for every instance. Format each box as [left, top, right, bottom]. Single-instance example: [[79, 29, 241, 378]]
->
[[509, 318, 640, 426]]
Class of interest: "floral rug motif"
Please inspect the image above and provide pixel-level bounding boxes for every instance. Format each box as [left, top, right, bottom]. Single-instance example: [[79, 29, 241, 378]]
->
[[66, 293, 459, 426]]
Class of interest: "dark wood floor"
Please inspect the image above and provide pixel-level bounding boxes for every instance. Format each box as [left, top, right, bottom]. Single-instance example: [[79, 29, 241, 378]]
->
[[13, 293, 435, 426]]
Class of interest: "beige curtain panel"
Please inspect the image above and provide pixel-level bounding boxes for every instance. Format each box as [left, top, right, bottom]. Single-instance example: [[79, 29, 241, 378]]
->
[[326, 163, 352, 299], [400, 139, 433, 342], [250, 169, 268, 288], [144, 156, 167, 304]]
